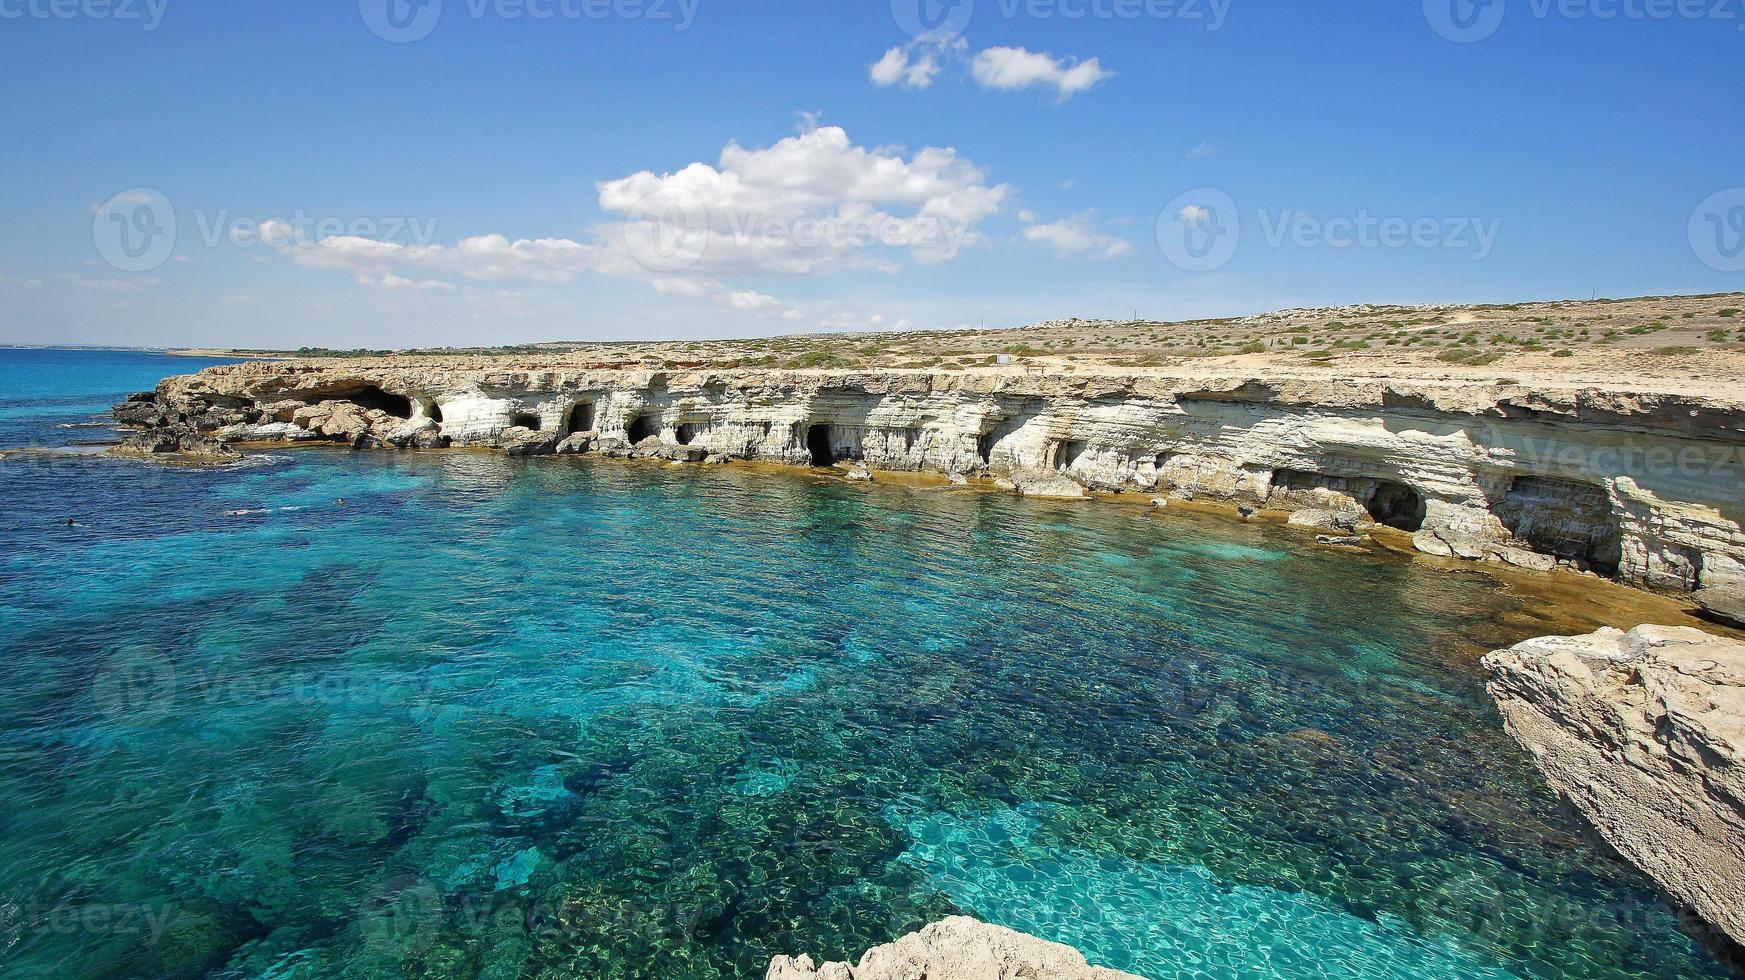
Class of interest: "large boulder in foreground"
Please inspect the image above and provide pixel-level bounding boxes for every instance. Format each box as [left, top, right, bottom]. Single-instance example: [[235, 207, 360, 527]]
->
[[767, 917, 1144, 980], [1483, 626, 1745, 946]]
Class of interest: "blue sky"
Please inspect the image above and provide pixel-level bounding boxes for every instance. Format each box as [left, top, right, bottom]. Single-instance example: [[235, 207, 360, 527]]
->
[[2, 0, 1741, 347]]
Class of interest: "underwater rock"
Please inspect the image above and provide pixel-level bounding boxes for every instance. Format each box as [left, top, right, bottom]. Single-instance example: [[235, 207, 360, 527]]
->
[[1484, 626, 1745, 947], [767, 917, 1144, 980], [845, 461, 873, 481]]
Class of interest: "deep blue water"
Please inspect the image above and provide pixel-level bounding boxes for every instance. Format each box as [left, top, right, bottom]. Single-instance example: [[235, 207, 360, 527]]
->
[[0, 350, 1733, 979]]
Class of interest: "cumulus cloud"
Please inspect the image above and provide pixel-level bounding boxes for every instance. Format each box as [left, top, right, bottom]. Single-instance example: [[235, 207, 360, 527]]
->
[[870, 46, 940, 89], [971, 47, 1113, 99], [258, 125, 1009, 299], [594, 124, 1010, 277], [1020, 212, 1132, 260]]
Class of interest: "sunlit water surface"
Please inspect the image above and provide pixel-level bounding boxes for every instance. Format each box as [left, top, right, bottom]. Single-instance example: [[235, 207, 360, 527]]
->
[[0, 350, 1732, 978]]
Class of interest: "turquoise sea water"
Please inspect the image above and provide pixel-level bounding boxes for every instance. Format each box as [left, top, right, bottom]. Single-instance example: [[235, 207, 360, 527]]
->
[[0, 350, 1734, 979]]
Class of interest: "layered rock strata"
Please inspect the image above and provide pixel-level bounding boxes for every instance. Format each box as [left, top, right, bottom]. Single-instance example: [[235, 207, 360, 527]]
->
[[115, 361, 1745, 595], [767, 917, 1144, 980], [1484, 626, 1745, 946]]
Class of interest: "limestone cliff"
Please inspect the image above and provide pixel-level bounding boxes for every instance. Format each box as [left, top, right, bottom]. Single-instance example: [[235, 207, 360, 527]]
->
[[115, 359, 1745, 596], [1484, 626, 1745, 947], [766, 917, 1144, 980]]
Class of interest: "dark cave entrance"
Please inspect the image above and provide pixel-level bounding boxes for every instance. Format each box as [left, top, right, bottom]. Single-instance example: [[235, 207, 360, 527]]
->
[[566, 401, 595, 435], [807, 425, 835, 466], [315, 385, 412, 419], [510, 412, 542, 431], [425, 401, 443, 424], [627, 414, 660, 443], [1495, 476, 1623, 576], [676, 423, 704, 446], [1369, 481, 1427, 532], [1056, 440, 1088, 471]]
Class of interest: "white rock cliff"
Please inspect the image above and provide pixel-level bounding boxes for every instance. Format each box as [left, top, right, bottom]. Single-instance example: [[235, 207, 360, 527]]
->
[[119, 361, 1745, 597], [1484, 626, 1745, 947]]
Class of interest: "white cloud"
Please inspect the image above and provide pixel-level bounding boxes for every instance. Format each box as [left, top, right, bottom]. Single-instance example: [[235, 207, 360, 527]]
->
[[870, 46, 940, 89], [258, 126, 1008, 299], [1185, 141, 1214, 160], [594, 124, 1011, 278], [971, 47, 1113, 99], [1177, 205, 1214, 227], [714, 289, 781, 310], [65, 275, 159, 291], [1020, 212, 1132, 260]]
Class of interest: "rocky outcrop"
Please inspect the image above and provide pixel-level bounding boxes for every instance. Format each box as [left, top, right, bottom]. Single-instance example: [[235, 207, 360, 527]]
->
[[1483, 626, 1745, 946], [767, 918, 1144, 980], [113, 360, 1745, 595]]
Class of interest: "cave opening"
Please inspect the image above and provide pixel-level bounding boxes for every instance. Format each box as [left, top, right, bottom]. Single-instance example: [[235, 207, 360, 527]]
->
[[807, 425, 835, 466], [676, 423, 705, 446], [315, 385, 412, 419], [1369, 481, 1427, 532], [566, 401, 595, 435], [510, 412, 542, 431], [1056, 440, 1088, 470], [627, 414, 660, 443], [426, 402, 444, 424], [1495, 476, 1623, 576]]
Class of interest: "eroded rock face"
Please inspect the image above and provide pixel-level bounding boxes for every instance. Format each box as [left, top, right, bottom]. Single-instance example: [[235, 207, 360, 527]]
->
[[114, 363, 1745, 594], [1483, 626, 1745, 946], [767, 917, 1145, 980]]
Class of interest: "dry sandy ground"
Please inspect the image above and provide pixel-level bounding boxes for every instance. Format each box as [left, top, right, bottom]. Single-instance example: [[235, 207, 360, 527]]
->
[[182, 291, 1745, 400]]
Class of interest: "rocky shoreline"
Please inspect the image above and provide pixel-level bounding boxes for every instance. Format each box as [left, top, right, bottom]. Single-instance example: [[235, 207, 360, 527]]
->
[[112, 359, 1745, 603], [1485, 626, 1745, 951]]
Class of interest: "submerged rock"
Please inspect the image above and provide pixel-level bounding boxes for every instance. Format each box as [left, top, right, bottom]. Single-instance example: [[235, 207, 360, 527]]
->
[[767, 918, 1144, 980], [1484, 626, 1745, 947]]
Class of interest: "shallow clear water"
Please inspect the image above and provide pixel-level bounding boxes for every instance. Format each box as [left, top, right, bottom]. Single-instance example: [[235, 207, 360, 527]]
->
[[0, 351, 1733, 979]]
